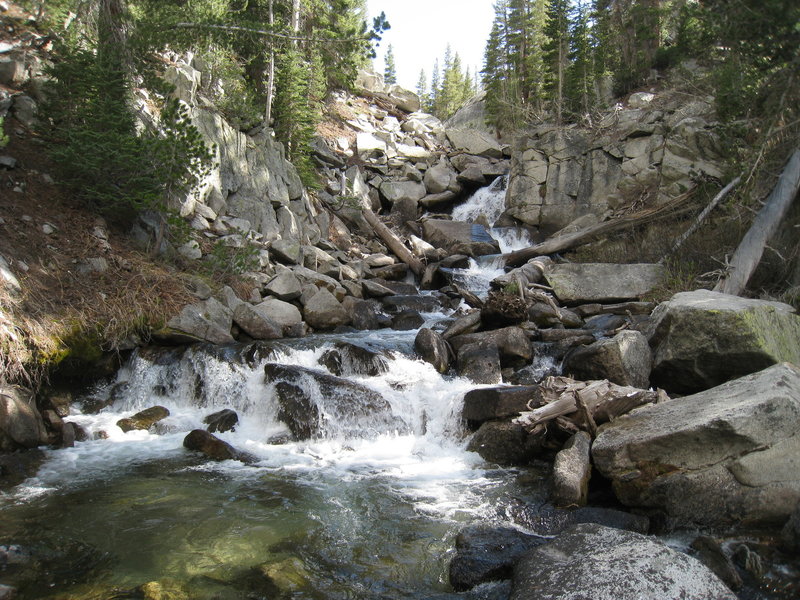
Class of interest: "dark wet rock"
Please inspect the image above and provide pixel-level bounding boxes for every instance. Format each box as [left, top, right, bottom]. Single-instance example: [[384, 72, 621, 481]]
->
[[506, 353, 561, 385], [264, 363, 402, 440], [467, 420, 545, 466], [392, 309, 424, 330], [443, 310, 482, 339], [449, 525, 548, 592], [370, 278, 419, 296], [183, 429, 256, 463], [116, 406, 170, 432], [462, 385, 541, 424], [593, 363, 800, 528], [414, 328, 452, 374], [0, 584, 16, 600], [457, 342, 502, 384], [562, 330, 652, 388], [551, 431, 592, 507], [646, 290, 800, 394], [0, 449, 46, 490], [510, 524, 736, 600], [351, 299, 391, 330], [440, 254, 471, 269], [690, 536, 742, 591], [782, 501, 800, 551], [481, 291, 527, 327], [319, 342, 389, 377], [0, 386, 48, 451], [421, 262, 448, 290], [370, 263, 408, 281], [381, 294, 441, 314], [422, 219, 500, 257], [450, 327, 532, 366], [426, 580, 511, 600], [204, 409, 239, 433]]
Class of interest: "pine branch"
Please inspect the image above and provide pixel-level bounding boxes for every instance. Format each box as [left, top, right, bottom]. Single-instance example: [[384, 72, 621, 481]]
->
[[173, 22, 373, 44]]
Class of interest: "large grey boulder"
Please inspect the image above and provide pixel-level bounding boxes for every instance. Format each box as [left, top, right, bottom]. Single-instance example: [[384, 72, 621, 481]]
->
[[165, 298, 234, 344], [450, 327, 532, 366], [563, 330, 652, 388], [646, 289, 800, 394], [264, 270, 302, 301], [303, 289, 349, 330], [467, 420, 544, 466], [510, 523, 737, 600], [446, 129, 504, 159], [462, 385, 540, 424], [233, 303, 283, 340], [0, 386, 48, 451], [423, 161, 458, 194], [544, 263, 664, 304], [380, 180, 426, 204], [592, 363, 800, 528], [255, 298, 303, 331], [457, 342, 502, 385]]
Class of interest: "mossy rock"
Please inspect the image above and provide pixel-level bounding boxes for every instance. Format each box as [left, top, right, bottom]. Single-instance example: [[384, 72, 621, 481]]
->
[[117, 406, 170, 432], [647, 290, 800, 394]]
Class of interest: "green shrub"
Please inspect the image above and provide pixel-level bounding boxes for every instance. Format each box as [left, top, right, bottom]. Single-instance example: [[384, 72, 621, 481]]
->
[[39, 43, 212, 226]]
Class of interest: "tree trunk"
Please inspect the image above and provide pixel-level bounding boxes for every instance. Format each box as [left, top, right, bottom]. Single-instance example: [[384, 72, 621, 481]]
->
[[362, 209, 424, 277], [503, 189, 696, 267], [265, 0, 275, 125], [714, 150, 800, 296]]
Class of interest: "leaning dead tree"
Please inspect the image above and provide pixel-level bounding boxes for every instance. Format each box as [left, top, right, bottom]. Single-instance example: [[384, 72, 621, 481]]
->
[[714, 149, 800, 296], [502, 189, 696, 267], [362, 209, 424, 277]]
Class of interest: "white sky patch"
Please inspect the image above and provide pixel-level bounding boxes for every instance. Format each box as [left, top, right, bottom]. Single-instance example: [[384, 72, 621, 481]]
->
[[366, 0, 495, 91]]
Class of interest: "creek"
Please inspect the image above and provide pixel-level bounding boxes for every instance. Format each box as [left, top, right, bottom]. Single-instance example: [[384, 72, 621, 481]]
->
[[0, 184, 546, 599]]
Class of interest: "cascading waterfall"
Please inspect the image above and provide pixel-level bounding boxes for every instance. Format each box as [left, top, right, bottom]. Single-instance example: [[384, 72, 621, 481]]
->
[[1, 328, 545, 599]]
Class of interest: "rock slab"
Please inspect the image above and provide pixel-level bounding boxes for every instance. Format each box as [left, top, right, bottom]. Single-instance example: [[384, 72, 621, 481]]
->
[[592, 363, 800, 528], [544, 263, 664, 304], [510, 523, 736, 600]]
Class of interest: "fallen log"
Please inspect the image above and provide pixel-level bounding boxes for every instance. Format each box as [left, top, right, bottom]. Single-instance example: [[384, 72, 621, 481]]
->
[[714, 149, 800, 296], [502, 190, 696, 267], [514, 376, 668, 432], [362, 208, 424, 277]]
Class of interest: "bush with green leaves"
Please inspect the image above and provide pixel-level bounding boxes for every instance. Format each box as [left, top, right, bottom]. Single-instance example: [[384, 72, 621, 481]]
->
[[0, 117, 8, 148], [39, 43, 212, 226]]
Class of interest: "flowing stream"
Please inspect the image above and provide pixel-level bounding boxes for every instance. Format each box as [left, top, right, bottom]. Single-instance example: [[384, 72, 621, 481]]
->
[[0, 279, 548, 599]]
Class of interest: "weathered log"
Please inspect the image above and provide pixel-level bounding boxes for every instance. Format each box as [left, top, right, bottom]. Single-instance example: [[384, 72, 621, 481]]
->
[[714, 150, 800, 296], [660, 176, 741, 263], [502, 190, 695, 267], [514, 376, 668, 431], [363, 208, 424, 277]]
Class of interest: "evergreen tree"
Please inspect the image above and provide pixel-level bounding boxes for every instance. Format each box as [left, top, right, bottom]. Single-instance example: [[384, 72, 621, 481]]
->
[[416, 68, 430, 110], [384, 43, 397, 84], [429, 58, 440, 113], [545, 0, 570, 123], [564, 0, 596, 119]]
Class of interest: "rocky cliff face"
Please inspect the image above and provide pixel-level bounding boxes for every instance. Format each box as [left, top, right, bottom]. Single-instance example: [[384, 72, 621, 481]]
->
[[506, 90, 726, 235]]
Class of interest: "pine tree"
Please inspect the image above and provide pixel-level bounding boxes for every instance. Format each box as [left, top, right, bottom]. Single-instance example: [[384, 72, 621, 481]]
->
[[564, 0, 596, 119], [429, 58, 440, 113], [384, 43, 397, 84], [416, 68, 429, 110], [545, 0, 571, 123]]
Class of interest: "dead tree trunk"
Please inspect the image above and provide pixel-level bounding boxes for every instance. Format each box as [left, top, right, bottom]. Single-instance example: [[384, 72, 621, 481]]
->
[[503, 190, 695, 267], [660, 176, 741, 264], [714, 150, 800, 296], [362, 209, 424, 277]]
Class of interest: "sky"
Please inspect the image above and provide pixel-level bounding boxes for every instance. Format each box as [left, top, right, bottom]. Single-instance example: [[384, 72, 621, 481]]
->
[[365, 0, 496, 91]]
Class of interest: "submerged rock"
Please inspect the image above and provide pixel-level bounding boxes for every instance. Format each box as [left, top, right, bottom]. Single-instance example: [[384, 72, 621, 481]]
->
[[449, 525, 548, 592], [510, 523, 736, 600], [183, 429, 256, 463], [592, 363, 800, 528], [646, 289, 800, 394]]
